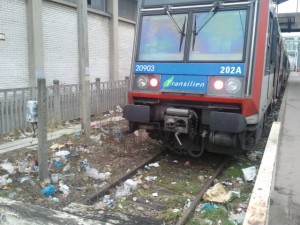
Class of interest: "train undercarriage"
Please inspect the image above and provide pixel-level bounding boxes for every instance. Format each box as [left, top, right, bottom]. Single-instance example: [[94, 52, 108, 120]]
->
[[125, 103, 259, 157]]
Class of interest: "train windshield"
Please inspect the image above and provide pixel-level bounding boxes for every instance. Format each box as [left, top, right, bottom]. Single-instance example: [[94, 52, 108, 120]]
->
[[189, 10, 247, 61], [138, 14, 187, 61]]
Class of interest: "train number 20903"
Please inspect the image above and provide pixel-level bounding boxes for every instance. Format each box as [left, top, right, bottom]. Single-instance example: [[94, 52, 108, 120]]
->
[[135, 65, 155, 72], [220, 66, 242, 75]]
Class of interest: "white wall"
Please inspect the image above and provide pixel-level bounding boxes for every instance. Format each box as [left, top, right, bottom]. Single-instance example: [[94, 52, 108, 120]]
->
[[43, 1, 79, 86], [0, 0, 135, 89], [118, 21, 135, 80], [88, 13, 110, 82], [0, 0, 29, 89]]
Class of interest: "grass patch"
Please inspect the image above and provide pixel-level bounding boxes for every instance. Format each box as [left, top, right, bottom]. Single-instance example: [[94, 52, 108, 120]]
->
[[187, 206, 235, 225], [224, 161, 252, 178], [159, 208, 182, 223]]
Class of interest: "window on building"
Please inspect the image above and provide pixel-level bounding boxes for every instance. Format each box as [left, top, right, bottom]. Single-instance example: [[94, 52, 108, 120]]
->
[[119, 0, 137, 21], [64, 0, 107, 12]]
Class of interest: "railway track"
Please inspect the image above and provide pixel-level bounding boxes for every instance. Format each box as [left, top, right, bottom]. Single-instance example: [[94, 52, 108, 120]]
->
[[77, 149, 229, 225]]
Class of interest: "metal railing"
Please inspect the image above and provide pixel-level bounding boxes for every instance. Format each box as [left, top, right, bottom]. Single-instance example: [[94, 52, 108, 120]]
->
[[0, 78, 129, 136]]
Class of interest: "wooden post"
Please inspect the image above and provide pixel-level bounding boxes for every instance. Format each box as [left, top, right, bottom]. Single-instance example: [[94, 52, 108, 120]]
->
[[37, 78, 48, 181], [53, 80, 61, 124], [78, 0, 91, 136]]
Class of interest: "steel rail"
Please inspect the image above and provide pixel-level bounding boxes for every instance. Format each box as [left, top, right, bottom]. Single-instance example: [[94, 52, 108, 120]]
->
[[176, 157, 229, 225], [82, 149, 165, 205]]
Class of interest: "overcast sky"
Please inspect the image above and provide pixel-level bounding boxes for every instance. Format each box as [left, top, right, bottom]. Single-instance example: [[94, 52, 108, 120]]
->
[[278, 0, 299, 13]]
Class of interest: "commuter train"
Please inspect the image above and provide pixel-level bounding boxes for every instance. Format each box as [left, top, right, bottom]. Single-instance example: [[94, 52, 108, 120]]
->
[[123, 0, 290, 157]]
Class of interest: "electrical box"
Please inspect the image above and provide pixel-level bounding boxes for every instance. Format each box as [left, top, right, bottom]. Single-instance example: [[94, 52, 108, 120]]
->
[[26, 101, 38, 123]]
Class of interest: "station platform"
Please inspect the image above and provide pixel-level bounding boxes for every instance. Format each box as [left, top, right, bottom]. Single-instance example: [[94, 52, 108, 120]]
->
[[269, 71, 300, 225]]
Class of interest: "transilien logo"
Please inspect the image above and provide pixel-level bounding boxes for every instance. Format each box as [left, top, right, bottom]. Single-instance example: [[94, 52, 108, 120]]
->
[[163, 76, 174, 88]]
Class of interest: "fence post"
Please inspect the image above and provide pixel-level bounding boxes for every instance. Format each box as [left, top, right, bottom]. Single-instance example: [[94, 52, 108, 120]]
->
[[96, 78, 101, 114], [37, 78, 48, 181], [53, 80, 61, 124], [125, 76, 129, 105]]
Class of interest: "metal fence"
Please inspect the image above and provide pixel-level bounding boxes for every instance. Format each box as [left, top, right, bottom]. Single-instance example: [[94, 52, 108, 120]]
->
[[0, 78, 129, 136]]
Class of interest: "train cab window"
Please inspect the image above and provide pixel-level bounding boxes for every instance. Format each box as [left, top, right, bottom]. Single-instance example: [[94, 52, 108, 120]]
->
[[189, 10, 247, 61], [137, 14, 188, 61]]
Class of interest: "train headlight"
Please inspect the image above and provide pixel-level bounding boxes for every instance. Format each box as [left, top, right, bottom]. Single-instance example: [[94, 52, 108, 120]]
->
[[225, 78, 242, 94], [207, 76, 243, 97], [136, 75, 149, 89]]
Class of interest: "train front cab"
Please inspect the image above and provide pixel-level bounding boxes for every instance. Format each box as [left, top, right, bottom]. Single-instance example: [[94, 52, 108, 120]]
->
[[123, 0, 289, 157]]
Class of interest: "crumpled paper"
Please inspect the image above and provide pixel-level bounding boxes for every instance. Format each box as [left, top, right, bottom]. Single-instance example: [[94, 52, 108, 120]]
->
[[203, 183, 232, 203]]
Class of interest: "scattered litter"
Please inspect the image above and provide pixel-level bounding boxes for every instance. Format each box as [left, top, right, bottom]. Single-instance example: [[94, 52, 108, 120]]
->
[[248, 151, 263, 161], [133, 197, 137, 201], [55, 150, 70, 158], [230, 211, 246, 224], [20, 176, 32, 184], [124, 179, 137, 190], [54, 161, 63, 167], [74, 132, 81, 137], [148, 162, 159, 168], [242, 166, 257, 181], [112, 127, 124, 142], [144, 176, 157, 181], [50, 144, 65, 150], [81, 160, 89, 169], [41, 185, 56, 197], [0, 161, 15, 174], [222, 179, 233, 186], [152, 192, 158, 197], [171, 182, 177, 185], [86, 167, 111, 180], [90, 135, 101, 142], [184, 199, 191, 209], [62, 163, 71, 173], [173, 160, 178, 163], [203, 183, 232, 203], [59, 183, 70, 197], [173, 209, 180, 213], [115, 105, 123, 113], [229, 188, 241, 199], [201, 203, 219, 211], [144, 165, 151, 170], [100, 127, 110, 134], [0, 175, 12, 188], [52, 197, 60, 203], [198, 175, 205, 181], [184, 161, 190, 166], [51, 174, 60, 183], [134, 130, 139, 136]]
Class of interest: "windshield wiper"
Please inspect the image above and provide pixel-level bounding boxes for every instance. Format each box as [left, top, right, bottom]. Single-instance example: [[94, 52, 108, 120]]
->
[[192, 1, 222, 50], [165, 6, 186, 52]]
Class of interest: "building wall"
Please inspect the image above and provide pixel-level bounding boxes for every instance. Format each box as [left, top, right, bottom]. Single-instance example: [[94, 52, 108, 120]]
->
[[0, 0, 135, 89], [43, 1, 79, 86], [118, 21, 135, 80], [88, 13, 110, 82], [0, 0, 29, 89]]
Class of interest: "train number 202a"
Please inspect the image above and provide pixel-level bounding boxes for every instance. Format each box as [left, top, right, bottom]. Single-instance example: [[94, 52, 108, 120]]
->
[[220, 66, 242, 75]]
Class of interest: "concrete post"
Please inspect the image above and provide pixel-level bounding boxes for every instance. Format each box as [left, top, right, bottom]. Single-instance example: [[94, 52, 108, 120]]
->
[[37, 78, 48, 181], [95, 78, 101, 114], [107, 0, 119, 81], [78, 0, 91, 136], [26, 0, 44, 88], [125, 76, 129, 105], [53, 80, 61, 124]]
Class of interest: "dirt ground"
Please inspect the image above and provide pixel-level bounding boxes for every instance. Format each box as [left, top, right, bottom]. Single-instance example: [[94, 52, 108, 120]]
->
[[0, 112, 162, 210]]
